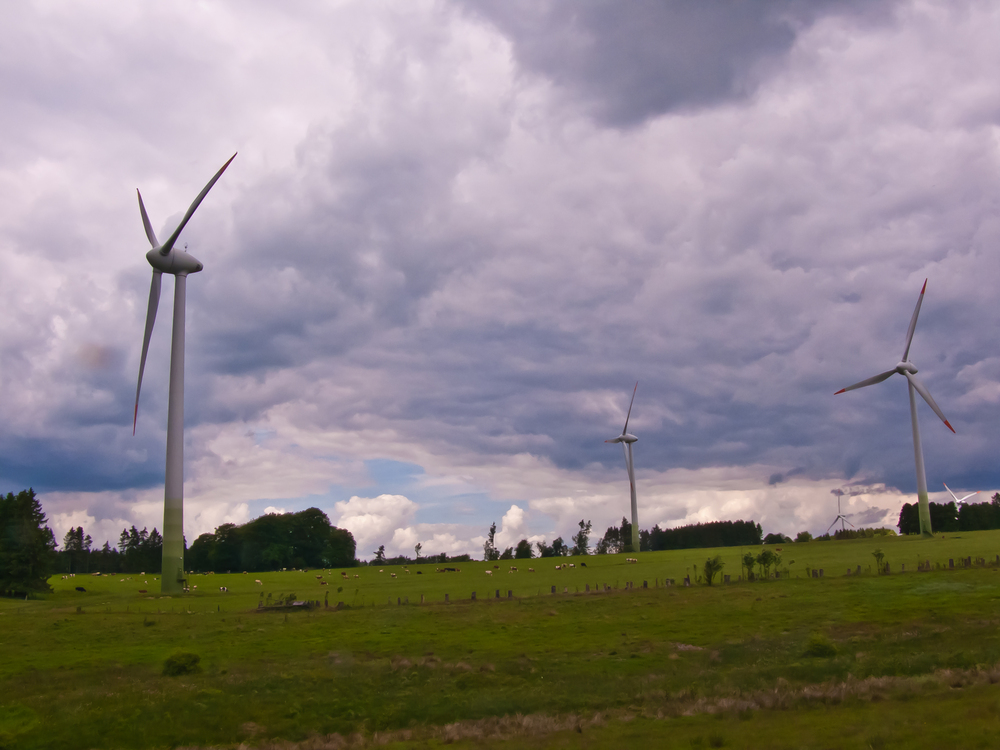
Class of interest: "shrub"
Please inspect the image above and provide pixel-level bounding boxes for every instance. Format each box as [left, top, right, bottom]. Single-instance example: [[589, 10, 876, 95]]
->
[[804, 634, 837, 658], [163, 652, 201, 676]]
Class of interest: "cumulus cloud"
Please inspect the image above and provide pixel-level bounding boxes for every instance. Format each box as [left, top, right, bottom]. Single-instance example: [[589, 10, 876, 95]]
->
[[2, 1, 999, 557]]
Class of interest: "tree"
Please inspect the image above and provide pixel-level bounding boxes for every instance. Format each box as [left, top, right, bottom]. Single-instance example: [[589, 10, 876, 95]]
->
[[741, 551, 757, 581], [572, 519, 592, 556], [499, 546, 514, 560], [62, 526, 93, 574], [483, 522, 499, 561], [535, 540, 555, 558], [755, 549, 778, 579], [703, 555, 725, 585], [872, 548, 886, 574], [763, 532, 791, 545], [414, 543, 422, 559], [373, 545, 386, 564], [514, 539, 534, 559], [0, 489, 57, 596], [620, 517, 634, 553], [550, 537, 569, 557], [795, 531, 813, 543]]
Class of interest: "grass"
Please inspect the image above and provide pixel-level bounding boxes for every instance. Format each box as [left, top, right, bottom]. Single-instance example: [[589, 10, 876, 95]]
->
[[3, 530, 1000, 748]]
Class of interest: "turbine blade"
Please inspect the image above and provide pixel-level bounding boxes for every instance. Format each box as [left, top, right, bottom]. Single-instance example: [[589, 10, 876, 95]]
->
[[943, 483, 960, 502], [845, 517, 855, 528], [961, 491, 979, 502], [137, 190, 158, 248], [622, 381, 638, 434], [905, 372, 955, 433], [133, 270, 162, 435], [902, 279, 927, 362], [826, 518, 837, 534], [835, 369, 896, 394], [159, 153, 236, 255]]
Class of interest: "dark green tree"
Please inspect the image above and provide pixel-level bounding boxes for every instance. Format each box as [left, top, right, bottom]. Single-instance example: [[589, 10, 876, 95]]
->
[[514, 539, 534, 559], [483, 522, 499, 561], [0, 489, 57, 596], [572, 519, 592, 556], [373, 545, 386, 564], [62, 526, 92, 574]]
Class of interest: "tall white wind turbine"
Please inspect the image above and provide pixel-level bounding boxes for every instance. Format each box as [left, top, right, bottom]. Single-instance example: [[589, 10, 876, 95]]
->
[[606, 382, 640, 554], [133, 154, 236, 594], [835, 280, 954, 538], [943, 483, 979, 506]]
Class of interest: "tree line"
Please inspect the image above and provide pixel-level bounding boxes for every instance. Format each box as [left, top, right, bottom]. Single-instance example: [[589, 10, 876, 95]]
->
[[898, 494, 1000, 534], [187, 508, 355, 572], [452, 517, 764, 561]]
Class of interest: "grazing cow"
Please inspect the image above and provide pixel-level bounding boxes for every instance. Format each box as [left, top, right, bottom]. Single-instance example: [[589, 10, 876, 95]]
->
[[315, 575, 323, 579], [139, 589, 147, 593], [379, 569, 384, 573], [569, 563, 575, 568], [391, 573, 397, 578], [353, 574, 359, 578], [255, 580, 262, 585], [509, 566, 518, 572], [485, 570, 493, 576], [219, 586, 228, 592], [493, 565, 499, 569], [528, 568, 535, 572], [581, 562, 587, 567], [555, 565, 562, 570], [320, 581, 328, 585], [75, 586, 86, 592]]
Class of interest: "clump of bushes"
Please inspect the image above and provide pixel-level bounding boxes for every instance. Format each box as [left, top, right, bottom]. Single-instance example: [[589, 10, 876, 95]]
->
[[163, 652, 201, 676], [804, 634, 837, 658]]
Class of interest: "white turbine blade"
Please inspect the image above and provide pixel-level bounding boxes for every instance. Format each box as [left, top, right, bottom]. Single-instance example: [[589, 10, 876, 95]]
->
[[159, 153, 237, 255], [904, 372, 955, 433], [960, 491, 979, 502], [835, 369, 896, 394], [902, 279, 927, 362], [943, 482, 960, 502], [826, 518, 838, 534], [622, 381, 638, 435], [844, 517, 855, 528], [137, 190, 158, 248], [133, 270, 162, 435], [605, 436, 623, 444]]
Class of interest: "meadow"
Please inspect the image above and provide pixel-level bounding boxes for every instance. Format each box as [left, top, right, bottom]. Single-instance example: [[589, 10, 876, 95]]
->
[[3, 531, 1000, 748]]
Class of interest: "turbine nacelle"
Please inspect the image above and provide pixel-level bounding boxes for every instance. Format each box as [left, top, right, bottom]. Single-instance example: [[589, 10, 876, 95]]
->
[[146, 247, 203, 275], [895, 361, 917, 375], [605, 433, 638, 444]]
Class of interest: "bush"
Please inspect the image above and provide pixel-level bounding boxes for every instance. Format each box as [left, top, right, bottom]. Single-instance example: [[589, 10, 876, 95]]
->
[[163, 652, 201, 676], [803, 634, 837, 658]]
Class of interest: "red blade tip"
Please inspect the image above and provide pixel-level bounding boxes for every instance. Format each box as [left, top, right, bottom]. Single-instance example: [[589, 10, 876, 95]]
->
[[944, 420, 955, 434], [920, 279, 927, 294], [834, 388, 846, 395]]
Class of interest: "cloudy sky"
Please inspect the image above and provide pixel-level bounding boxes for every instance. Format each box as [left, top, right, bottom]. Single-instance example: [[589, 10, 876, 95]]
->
[[2, 0, 999, 559]]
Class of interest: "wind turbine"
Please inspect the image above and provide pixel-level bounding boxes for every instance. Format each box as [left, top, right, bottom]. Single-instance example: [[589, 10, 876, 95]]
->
[[827, 489, 854, 534], [943, 483, 979, 507], [606, 382, 640, 554], [835, 280, 954, 538], [133, 154, 236, 594]]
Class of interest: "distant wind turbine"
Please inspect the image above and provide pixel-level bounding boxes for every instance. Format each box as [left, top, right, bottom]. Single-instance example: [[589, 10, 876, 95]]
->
[[827, 489, 854, 534], [835, 280, 955, 538], [606, 382, 640, 554], [943, 483, 979, 506], [133, 154, 236, 595]]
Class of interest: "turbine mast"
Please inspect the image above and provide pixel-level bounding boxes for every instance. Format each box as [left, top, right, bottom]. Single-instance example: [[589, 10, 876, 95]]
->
[[162, 273, 188, 594], [909, 380, 933, 537]]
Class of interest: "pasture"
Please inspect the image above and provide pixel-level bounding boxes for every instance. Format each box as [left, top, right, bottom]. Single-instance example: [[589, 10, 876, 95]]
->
[[3, 531, 1000, 748]]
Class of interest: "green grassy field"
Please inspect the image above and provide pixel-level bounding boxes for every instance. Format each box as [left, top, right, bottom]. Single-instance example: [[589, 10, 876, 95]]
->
[[3, 531, 1000, 749]]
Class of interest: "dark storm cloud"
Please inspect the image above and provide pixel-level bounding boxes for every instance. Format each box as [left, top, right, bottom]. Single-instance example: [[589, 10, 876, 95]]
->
[[460, 0, 897, 126], [3, 1, 1000, 548]]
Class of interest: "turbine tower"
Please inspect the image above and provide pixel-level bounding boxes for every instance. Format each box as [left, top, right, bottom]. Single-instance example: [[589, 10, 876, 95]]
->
[[827, 489, 854, 534], [943, 483, 979, 507], [606, 382, 640, 554], [133, 154, 236, 594], [835, 280, 954, 538]]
